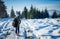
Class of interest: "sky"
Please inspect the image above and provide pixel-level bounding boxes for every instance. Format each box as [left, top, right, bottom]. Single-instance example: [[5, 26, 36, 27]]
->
[[3, 0, 60, 14]]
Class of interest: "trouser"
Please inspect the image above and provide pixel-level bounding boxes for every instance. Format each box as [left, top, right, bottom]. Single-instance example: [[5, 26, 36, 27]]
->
[[15, 26, 19, 34]]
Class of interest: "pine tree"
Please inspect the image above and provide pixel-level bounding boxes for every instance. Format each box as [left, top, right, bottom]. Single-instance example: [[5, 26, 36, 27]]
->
[[28, 5, 34, 19], [52, 10, 58, 18], [22, 6, 28, 19], [40, 10, 45, 18], [36, 10, 41, 19], [33, 7, 37, 18], [44, 8, 49, 18], [35, 10, 40, 19], [10, 7, 15, 18], [0, 0, 9, 18]]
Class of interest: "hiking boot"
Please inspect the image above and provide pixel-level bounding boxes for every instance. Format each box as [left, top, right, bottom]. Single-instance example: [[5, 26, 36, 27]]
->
[[16, 33, 20, 36]]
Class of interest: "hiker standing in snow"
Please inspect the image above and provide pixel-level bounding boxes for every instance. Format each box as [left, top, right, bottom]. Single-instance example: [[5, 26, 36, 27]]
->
[[12, 15, 21, 36]]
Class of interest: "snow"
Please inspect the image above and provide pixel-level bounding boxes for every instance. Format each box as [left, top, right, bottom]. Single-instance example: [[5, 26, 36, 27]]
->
[[0, 18, 60, 39]]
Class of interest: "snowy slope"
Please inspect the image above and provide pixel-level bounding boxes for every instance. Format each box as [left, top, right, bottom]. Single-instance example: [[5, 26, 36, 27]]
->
[[21, 19, 60, 37], [0, 18, 60, 39]]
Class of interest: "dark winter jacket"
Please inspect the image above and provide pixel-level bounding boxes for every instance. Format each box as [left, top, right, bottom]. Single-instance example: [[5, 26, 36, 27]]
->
[[12, 16, 21, 27]]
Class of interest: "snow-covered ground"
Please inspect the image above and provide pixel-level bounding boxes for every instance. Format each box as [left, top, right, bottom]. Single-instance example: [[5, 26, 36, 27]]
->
[[0, 18, 60, 39]]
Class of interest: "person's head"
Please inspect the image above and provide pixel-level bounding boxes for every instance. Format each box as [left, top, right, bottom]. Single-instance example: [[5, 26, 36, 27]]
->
[[17, 16, 20, 18], [16, 11, 20, 19], [16, 14, 19, 17]]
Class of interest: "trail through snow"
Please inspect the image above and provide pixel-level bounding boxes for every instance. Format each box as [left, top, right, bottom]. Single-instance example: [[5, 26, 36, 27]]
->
[[0, 18, 60, 39]]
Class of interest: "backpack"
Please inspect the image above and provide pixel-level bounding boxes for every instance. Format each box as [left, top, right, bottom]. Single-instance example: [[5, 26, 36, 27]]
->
[[12, 19, 16, 27]]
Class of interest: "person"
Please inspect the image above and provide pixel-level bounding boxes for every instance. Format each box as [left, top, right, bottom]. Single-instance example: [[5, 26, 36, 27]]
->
[[12, 16, 21, 36]]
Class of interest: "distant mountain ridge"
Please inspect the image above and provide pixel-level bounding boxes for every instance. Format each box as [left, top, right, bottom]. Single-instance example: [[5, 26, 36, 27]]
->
[[48, 10, 60, 16]]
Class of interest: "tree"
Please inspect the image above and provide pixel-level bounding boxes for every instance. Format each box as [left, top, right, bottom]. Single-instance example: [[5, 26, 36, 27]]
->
[[52, 10, 58, 18], [0, 0, 9, 18], [44, 8, 49, 18], [22, 6, 28, 19], [40, 10, 45, 18], [36, 10, 41, 19], [28, 5, 34, 19], [34, 9, 40, 19], [10, 7, 16, 18], [33, 8, 37, 19]]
